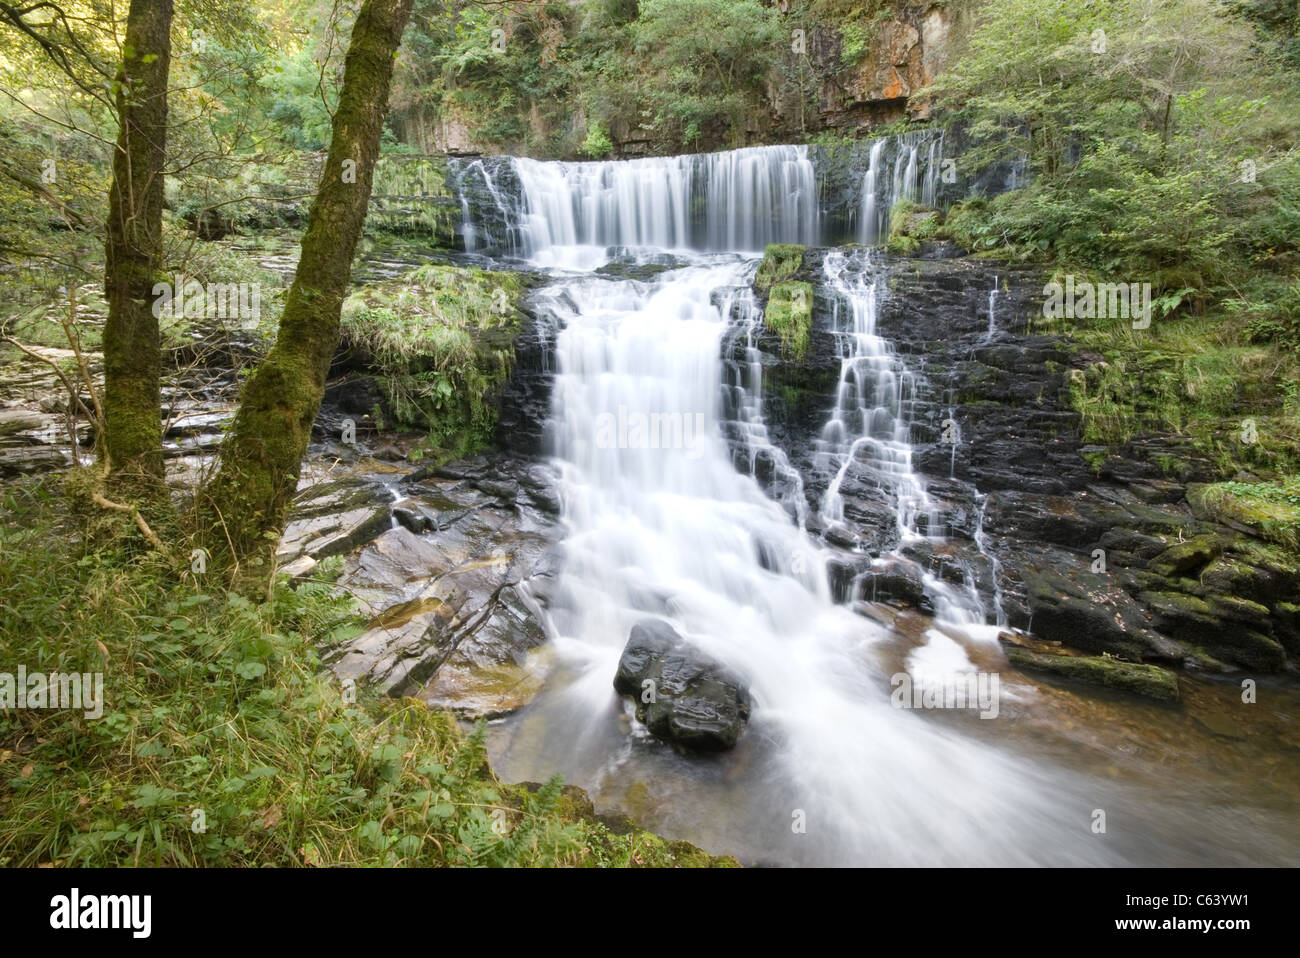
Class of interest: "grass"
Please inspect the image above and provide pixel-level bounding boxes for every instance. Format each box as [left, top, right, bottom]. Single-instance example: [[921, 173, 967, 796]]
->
[[763, 281, 813, 360], [0, 479, 738, 868], [887, 199, 941, 256], [754, 243, 805, 292], [340, 264, 527, 459], [1194, 478, 1300, 550], [1057, 309, 1300, 477]]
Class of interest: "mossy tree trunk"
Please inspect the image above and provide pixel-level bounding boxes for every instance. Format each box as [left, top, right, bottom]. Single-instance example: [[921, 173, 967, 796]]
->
[[201, 0, 414, 571], [102, 0, 172, 496]]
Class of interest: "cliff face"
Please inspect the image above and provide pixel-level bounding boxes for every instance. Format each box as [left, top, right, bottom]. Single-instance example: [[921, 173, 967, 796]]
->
[[791, 3, 961, 135], [392, 2, 966, 159]]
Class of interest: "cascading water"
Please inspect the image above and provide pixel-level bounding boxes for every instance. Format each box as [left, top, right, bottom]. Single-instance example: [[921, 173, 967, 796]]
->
[[453, 144, 1149, 866], [442, 142, 1300, 866], [816, 248, 932, 541], [454, 146, 819, 261], [857, 130, 945, 244], [815, 249, 998, 630]]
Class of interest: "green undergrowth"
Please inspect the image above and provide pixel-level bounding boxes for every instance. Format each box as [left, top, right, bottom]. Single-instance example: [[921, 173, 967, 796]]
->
[[1, 225, 286, 360], [1055, 309, 1300, 477], [365, 156, 459, 244], [340, 264, 526, 460], [1194, 478, 1300, 551], [753, 243, 805, 292], [886, 199, 942, 255], [763, 281, 813, 360], [0, 481, 737, 868]]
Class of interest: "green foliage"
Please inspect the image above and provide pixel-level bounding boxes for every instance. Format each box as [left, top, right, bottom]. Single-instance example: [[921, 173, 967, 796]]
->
[[1198, 478, 1300, 550], [886, 199, 940, 254], [261, 46, 338, 150], [579, 120, 615, 159], [1062, 312, 1300, 476], [0, 481, 737, 868], [630, 0, 782, 147], [391, 0, 784, 156], [754, 243, 806, 292], [840, 22, 870, 65], [930, 0, 1300, 479], [764, 281, 814, 360], [929, 0, 1300, 290], [340, 265, 524, 458], [1227, 276, 1300, 349]]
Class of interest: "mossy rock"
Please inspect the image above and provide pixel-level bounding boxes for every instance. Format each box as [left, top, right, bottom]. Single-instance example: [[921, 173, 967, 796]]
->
[[514, 781, 740, 867], [1190, 480, 1300, 551], [754, 243, 805, 292], [1146, 534, 1223, 578], [1140, 589, 1286, 670], [1274, 601, 1300, 656], [339, 264, 526, 458], [886, 199, 942, 256], [1003, 644, 1181, 702], [763, 281, 813, 360]]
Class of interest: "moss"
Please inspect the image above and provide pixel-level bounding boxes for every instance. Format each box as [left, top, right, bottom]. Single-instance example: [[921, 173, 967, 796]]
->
[[764, 281, 813, 360], [366, 155, 459, 246], [1194, 479, 1300, 551], [753, 243, 805, 292], [1080, 448, 1108, 474], [1147, 534, 1223, 578], [1004, 646, 1181, 702], [340, 264, 525, 458], [886, 199, 941, 255], [1063, 313, 1300, 478], [1142, 589, 1215, 617]]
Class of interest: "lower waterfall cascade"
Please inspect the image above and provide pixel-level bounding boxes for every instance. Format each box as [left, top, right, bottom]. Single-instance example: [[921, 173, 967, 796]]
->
[[440, 141, 1300, 867]]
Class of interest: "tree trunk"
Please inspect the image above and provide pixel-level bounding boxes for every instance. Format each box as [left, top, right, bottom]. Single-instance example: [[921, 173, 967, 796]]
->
[[201, 0, 414, 571], [102, 0, 172, 494]]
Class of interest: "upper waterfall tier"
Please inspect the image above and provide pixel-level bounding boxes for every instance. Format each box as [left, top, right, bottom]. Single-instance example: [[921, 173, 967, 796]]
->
[[452, 145, 821, 256], [448, 131, 1005, 256]]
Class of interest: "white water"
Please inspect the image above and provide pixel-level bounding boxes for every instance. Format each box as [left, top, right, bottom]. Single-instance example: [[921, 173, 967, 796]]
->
[[816, 248, 932, 541], [987, 276, 1000, 339], [484, 146, 819, 257], [517, 247, 1114, 865], [816, 248, 1001, 633], [857, 130, 945, 244], [458, 144, 1149, 866]]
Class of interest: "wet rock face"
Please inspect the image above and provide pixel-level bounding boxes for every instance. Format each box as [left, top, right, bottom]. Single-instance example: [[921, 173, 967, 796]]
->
[[614, 620, 753, 752], [747, 248, 1300, 673], [277, 453, 563, 719], [492, 287, 555, 457]]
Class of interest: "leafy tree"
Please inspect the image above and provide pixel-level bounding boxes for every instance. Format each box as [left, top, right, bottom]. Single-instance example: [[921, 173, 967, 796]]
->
[[201, 0, 417, 574], [928, 0, 1300, 293]]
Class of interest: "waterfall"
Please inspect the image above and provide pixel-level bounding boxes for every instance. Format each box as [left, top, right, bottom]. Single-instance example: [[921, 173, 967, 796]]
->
[[452, 135, 957, 256], [448, 144, 1122, 866], [855, 129, 945, 244], [816, 248, 933, 540], [858, 139, 887, 245], [455, 146, 819, 258], [721, 284, 810, 525], [816, 249, 1001, 628], [501, 245, 1103, 866]]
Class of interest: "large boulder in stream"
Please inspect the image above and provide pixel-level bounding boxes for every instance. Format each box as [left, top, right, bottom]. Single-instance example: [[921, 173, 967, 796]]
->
[[614, 620, 752, 752]]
